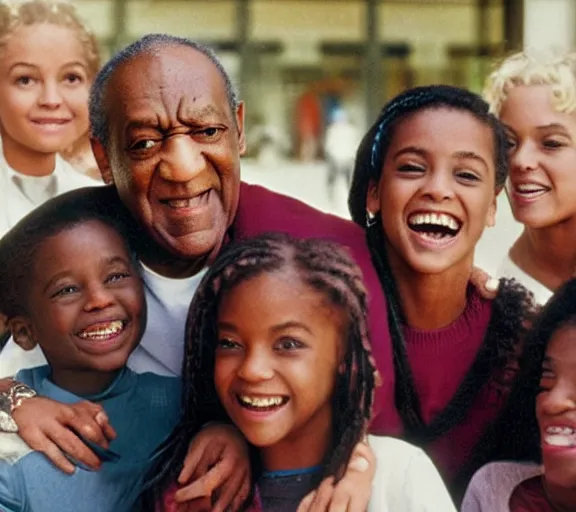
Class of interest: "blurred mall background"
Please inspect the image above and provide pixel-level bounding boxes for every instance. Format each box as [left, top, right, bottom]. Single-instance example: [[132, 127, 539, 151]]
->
[[72, 0, 574, 273]]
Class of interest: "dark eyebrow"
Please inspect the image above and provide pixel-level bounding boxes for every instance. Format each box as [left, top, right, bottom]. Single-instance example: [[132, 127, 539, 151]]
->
[[453, 151, 489, 169], [42, 256, 130, 294], [393, 146, 488, 170], [182, 104, 228, 123], [393, 146, 428, 159], [125, 118, 161, 132], [270, 321, 313, 335], [217, 320, 313, 335]]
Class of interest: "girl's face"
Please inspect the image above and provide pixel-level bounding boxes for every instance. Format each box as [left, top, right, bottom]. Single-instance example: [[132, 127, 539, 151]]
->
[[367, 108, 497, 275], [11, 220, 145, 395], [536, 324, 576, 488], [214, 268, 346, 469], [500, 85, 576, 229], [0, 23, 91, 161]]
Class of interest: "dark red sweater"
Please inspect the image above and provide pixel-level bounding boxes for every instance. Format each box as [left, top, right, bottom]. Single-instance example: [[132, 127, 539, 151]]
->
[[402, 288, 504, 483], [509, 476, 554, 511]]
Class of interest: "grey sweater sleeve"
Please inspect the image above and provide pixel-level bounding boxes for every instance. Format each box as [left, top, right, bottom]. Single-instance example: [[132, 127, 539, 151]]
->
[[461, 462, 543, 512]]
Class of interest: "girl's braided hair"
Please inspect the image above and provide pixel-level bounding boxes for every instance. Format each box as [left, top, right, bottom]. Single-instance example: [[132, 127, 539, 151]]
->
[[148, 233, 379, 507], [346, 86, 537, 496]]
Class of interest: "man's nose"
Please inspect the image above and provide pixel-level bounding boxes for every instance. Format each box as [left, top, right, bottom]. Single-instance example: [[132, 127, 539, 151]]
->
[[158, 135, 206, 182]]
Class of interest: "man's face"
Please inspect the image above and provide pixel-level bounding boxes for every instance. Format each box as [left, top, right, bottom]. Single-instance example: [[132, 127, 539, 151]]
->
[[93, 45, 245, 273]]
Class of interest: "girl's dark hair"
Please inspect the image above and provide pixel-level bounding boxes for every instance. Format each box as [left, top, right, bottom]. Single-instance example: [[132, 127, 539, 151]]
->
[[474, 278, 576, 468], [348, 84, 509, 227], [345, 86, 534, 497], [0, 186, 136, 318], [148, 233, 378, 507]]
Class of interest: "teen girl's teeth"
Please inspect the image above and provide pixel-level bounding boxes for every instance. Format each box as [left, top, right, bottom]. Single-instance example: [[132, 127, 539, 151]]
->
[[544, 426, 576, 447], [407, 212, 461, 240], [237, 395, 288, 410], [76, 320, 125, 340]]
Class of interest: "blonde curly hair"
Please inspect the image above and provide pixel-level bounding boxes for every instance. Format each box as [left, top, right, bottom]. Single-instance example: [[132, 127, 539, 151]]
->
[[0, 0, 100, 78], [484, 50, 576, 116]]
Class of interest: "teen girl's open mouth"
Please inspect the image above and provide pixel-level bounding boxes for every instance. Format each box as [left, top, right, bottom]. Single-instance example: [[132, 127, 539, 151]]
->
[[407, 210, 462, 249]]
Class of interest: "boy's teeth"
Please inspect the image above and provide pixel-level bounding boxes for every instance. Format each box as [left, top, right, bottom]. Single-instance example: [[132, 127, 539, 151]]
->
[[239, 395, 285, 408], [76, 321, 124, 340]]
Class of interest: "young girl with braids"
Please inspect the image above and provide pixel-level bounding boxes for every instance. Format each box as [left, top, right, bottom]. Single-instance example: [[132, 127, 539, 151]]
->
[[463, 278, 576, 511], [153, 233, 455, 511], [347, 85, 538, 498]]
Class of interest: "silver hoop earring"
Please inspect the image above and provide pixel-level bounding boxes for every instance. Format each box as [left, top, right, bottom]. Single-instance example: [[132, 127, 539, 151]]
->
[[366, 211, 378, 228]]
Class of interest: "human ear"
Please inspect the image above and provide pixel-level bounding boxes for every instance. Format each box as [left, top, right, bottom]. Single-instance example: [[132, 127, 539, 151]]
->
[[8, 318, 37, 351], [235, 102, 247, 156], [366, 179, 380, 217], [485, 194, 497, 228], [91, 138, 114, 185]]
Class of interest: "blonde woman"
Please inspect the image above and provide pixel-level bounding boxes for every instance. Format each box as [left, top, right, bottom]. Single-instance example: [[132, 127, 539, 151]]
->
[[485, 52, 576, 304]]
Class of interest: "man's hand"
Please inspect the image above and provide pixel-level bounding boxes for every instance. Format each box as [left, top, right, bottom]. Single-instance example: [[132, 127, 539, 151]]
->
[[470, 267, 499, 300], [13, 397, 116, 473], [297, 440, 376, 512], [174, 423, 251, 512]]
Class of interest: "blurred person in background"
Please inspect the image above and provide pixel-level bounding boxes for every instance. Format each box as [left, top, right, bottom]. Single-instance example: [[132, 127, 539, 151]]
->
[[485, 51, 576, 304], [324, 107, 361, 201]]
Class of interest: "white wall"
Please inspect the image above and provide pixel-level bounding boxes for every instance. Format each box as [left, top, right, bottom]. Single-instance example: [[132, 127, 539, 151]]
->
[[524, 0, 576, 52]]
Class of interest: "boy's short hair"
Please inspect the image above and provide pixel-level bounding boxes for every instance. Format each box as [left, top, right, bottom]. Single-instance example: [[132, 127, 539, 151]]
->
[[484, 51, 576, 115], [0, 186, 136, 319]]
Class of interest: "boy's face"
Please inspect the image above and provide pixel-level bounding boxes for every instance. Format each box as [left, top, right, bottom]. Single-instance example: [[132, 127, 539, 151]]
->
[[11, 220, 146, 395]]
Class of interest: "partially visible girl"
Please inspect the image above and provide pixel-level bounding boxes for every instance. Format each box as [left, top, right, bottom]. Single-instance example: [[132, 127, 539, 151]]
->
[[347, 85, 538, 498], [462, 278, 576, 511], [152, 233, 456, 511], [485, 52, 576, 304], [0, 0, 100, 237], [0, 0, 102, 377]]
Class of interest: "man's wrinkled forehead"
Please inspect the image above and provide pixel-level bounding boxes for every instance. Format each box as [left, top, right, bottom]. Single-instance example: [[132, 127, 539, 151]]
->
[[105, 44, 231, 124]]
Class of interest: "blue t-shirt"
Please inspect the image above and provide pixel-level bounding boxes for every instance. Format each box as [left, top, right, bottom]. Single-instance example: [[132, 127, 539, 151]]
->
[[0, 366, 181, 512]]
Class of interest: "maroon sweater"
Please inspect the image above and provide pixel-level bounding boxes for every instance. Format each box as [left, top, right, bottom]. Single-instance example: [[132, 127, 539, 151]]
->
[[509, 476, 554, 511], [402, 288, 505, 483]]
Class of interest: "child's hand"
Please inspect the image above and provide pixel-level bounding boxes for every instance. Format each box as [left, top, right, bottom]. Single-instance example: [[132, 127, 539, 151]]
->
[[297, 440, 375, 512], [13, 397, 116, 473], [173, 423, 251, 512], [470, 267, 499, 300]]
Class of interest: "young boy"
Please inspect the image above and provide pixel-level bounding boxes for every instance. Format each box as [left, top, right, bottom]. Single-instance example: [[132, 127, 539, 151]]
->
[[0, 190, 181, 511]]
